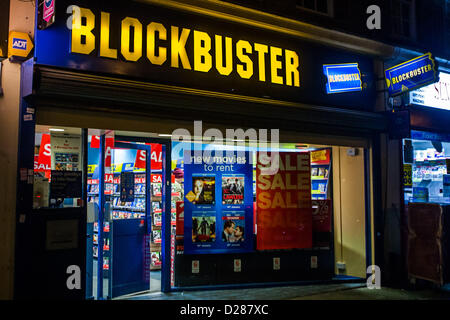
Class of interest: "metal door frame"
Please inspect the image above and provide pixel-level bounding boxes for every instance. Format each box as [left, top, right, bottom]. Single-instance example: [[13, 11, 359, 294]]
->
[[115, 136, 172, 293]]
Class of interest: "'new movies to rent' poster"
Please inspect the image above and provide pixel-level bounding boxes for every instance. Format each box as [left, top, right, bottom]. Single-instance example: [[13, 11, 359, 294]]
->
[[184, 149, 253, 254]]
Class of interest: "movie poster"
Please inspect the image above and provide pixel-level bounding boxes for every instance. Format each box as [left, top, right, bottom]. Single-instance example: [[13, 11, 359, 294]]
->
[[183, 149, 253, 254], [192, 212, 216, 243], [192, 175, 215, 205], [221, 211, 246, 245], [222, 175, 245, 205]]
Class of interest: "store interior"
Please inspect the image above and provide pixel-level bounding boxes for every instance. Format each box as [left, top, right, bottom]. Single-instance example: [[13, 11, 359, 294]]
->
[[33, 125, 369, 299], [403, 138, 450, 205]]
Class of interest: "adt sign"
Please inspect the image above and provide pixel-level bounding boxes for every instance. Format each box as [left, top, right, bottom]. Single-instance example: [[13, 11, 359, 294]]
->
[[8, 31, 34, 59], [12, 38, 27, 50]]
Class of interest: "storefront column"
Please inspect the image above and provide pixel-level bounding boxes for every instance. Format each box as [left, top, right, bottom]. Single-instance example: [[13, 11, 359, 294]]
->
[[0, 0, 35, 300], [0, 58, 21, 300]]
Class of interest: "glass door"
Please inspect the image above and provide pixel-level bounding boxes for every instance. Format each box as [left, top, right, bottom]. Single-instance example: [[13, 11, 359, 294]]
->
[[86, 131, 114, 299], [108, 140, 152, 298]]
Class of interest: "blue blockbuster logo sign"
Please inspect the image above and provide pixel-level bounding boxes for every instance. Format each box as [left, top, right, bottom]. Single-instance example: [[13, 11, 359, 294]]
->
[[385, 52, 438, 96], [323, 63, 362, 94]]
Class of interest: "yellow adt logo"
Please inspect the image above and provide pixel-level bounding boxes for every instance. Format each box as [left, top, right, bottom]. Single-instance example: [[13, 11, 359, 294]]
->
[[8, 31, 34, 58]]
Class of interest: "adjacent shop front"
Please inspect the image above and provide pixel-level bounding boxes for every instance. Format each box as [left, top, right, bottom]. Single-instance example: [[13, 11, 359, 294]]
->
[[385, 53, 450, 286], [14, 0, 387, 299]]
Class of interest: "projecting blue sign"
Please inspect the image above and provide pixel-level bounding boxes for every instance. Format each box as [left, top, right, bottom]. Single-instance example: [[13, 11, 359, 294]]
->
[[323, 63, 362, 94], [385, 53, 438, 96]]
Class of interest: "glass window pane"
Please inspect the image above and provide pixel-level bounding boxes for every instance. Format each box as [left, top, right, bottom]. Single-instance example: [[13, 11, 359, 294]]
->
[[33, 125, 84, 209], [403, 138, 450, 205]]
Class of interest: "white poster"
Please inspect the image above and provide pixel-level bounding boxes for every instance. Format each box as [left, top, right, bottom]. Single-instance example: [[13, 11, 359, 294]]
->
[[51, 134, 81, 171], [273, 257, 280, 270], [234, 259, 242, 272], [192, 260, 200, 274], [311, 256, 318, 269], [409, 72, 450, 110]]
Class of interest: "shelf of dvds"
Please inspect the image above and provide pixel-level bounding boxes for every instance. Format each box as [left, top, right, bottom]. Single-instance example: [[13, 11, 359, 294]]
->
[[150, 172, 163, 270], [310, 148, 331, 200], [88, 162, 169, 270]]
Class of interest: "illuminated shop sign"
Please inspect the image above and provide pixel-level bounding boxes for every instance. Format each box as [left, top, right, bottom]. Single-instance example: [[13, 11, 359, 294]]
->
[[71, 7, 300, 88], [385, 53, 438, 96], [322, 63, 362, 94], [411, 130, 450, 143], [34, 1, 376, 109], [409, 72, 450, 111]]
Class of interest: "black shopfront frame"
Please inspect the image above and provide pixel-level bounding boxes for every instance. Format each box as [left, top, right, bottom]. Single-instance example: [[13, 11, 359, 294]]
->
[[15, 66, 386, 296]]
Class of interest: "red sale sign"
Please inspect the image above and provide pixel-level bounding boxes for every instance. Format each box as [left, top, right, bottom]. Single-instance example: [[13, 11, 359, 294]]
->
[[104, 137, 114, 167], [176, 201, 184, 236], [90, 135, 100, 148], [36, 134, 51, 173], [256, 152, 312, 250], [134, 143, 162, 170], [151, 174, 162, 183]]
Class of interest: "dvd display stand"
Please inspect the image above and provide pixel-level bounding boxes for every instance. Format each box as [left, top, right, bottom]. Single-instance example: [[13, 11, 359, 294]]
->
[[150, 174, 162, 270], [111, 173, 146, 220], [311, 148, 332, 200]]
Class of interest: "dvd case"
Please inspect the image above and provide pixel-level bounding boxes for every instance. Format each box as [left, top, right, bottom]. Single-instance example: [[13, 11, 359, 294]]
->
[[192, 175, 215, 205], [222, 175, 244, 205]]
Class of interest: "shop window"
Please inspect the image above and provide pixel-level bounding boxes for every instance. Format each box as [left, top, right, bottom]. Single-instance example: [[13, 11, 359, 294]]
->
[[33, 126, 84, 209], [171, 142, 334, 252], [403, 136, 450, 205], [391, 0, 416, 40], [171, 139, 369, 285], [296, 0, 333, 16], [33, 124, 370, 292]]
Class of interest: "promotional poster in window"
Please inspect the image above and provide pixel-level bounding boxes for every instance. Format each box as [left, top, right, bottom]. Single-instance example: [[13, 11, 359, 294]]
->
[[256, 151, 313, 250], [183, 150, 253, 254]]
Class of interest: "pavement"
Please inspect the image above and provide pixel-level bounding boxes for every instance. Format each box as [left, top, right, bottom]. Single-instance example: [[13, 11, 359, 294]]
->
[[294, 286, 450, 300], [121, 283, 364, 300], [120, 281, 450, 300]]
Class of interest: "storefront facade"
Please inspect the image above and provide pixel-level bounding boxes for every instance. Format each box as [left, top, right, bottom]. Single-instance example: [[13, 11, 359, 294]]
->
[[381, 49, 450, 287], [10, 0, 391, 299], [398, 68, 450, 286]]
